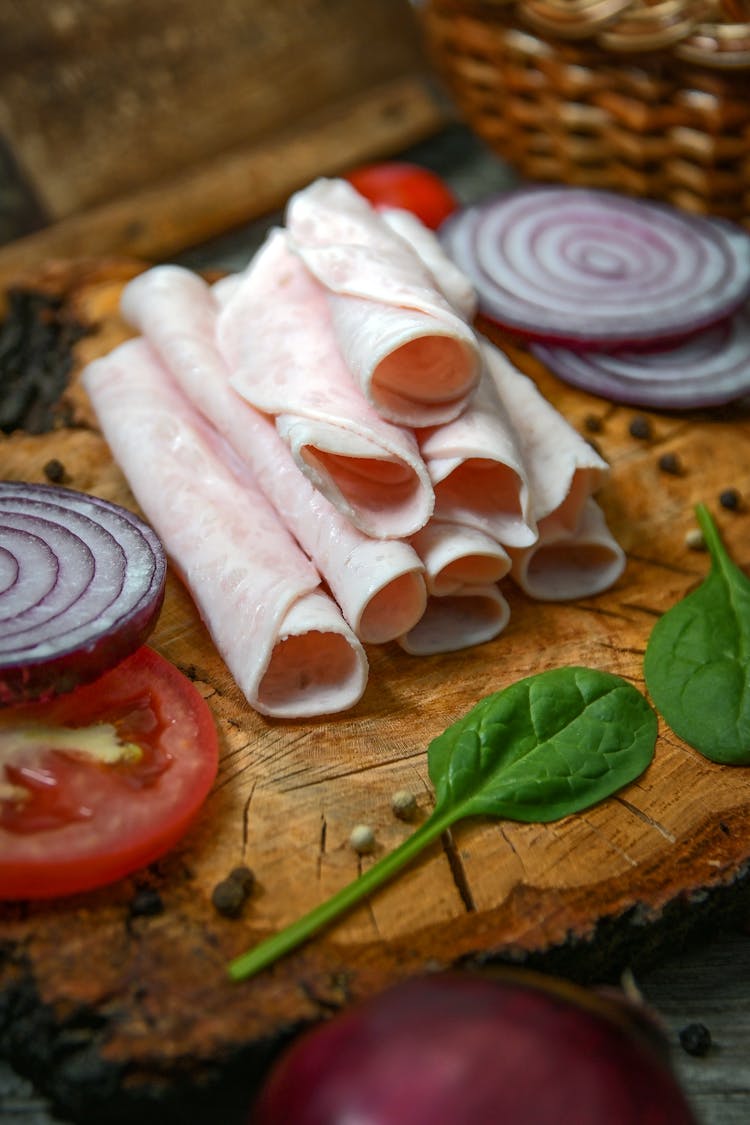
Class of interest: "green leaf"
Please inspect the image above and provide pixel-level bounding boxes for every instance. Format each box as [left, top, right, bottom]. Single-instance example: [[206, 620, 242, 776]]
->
[[644, 504, 750, 765], [228, 667, 656, 982], [428, 666, 657, 822]]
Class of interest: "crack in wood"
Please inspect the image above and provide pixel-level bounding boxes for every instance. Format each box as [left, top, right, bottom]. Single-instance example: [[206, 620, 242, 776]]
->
[[241, 780, 257, 853], [500, 825, 524, 872], [361, 863, 382, 939], [596, 640, 647, 659], [659, 728, 707, 765], [215, 734, 256, 774], [441, 828, 476, 914], [626, 551, 700, 576], [251, 730, 311, 771], [617, 601, 664, 619], [578, 814, 638, 868], [275, 747, 429, 792], [614, 796, 677, 843], [574, 603, 633, 622], [317, 814, 327, 880]]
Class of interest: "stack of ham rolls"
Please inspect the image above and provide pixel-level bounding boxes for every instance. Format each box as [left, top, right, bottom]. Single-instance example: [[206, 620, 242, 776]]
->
[[83, 179, 624, 720]]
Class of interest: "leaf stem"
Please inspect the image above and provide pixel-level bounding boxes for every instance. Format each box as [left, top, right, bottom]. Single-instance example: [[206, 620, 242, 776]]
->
[[695, 503, 723, 561], [228, 806, 457, 982]]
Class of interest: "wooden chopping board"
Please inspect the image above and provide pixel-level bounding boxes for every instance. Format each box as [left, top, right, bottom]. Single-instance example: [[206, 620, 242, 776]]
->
[[2, 261, 750, 1124]]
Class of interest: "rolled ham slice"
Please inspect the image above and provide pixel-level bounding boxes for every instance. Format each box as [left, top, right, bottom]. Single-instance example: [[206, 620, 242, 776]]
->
[[120, 264, 427, 645], [410, 519, 510, 596], [398, 585, 510, 655], [285, 178, 481, 427], [483, 341, 609, 531], [379, 206, 478, 323], [216, 229, 435, 539], [83, 337, 368, 718], [417, 364, 536, 548], [481, 342, 624, 599], [510, 498, 626, 601]]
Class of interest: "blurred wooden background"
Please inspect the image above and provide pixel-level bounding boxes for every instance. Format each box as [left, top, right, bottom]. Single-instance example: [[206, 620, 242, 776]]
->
[[0, 0, 449, 271]]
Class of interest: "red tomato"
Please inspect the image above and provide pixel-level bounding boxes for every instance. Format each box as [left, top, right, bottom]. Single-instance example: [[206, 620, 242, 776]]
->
[[0, 646, 219, 900], [345, 162, 458, 229]]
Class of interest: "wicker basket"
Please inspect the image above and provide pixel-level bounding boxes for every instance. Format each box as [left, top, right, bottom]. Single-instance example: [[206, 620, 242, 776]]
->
[[420, 0, 750, 227]]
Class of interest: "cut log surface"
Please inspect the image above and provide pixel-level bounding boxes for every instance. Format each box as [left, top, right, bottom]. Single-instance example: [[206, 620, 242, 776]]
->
[[2, 263, 750, 1124]]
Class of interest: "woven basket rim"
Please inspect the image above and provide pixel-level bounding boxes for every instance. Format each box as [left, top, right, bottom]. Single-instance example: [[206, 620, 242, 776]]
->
[[428, 0, 750, 67]]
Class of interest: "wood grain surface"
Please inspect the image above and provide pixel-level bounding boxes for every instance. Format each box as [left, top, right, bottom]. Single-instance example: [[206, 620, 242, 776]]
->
[[2, 264, 750, 1124]]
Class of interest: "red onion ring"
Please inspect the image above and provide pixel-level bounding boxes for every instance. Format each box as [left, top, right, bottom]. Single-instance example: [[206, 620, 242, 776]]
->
[[0, 482, 166, 705], [440, 187, 750, 349], [531, 302, 750, 409]]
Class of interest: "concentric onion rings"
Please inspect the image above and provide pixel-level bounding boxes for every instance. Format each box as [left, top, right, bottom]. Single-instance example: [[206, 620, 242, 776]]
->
[[532, 302, 750, 409], [440, 186, 750, 349], [0, 482, 166, 704]]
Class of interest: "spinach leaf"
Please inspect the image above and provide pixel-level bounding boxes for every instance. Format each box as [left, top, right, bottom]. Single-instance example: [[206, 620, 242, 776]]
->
[[644, 503, 750, 765], [228, 667, 656, 982], [428, 666, 657, 822]]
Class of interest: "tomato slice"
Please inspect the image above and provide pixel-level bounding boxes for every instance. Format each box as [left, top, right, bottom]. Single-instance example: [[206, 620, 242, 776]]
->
[[345, 162, 458, 230], [0, 646, 219, 900]]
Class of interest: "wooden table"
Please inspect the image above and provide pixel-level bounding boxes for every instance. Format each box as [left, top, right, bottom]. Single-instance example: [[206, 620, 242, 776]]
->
[[1, 124, 750, 1125]]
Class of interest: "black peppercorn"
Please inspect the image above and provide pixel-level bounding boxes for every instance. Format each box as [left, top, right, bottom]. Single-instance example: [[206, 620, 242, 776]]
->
[[228, 865, 255, 893], [129, 886, 164, 918], [212, 878, 247, 918], [679, 1022, 712, 1057], [43, 458, 66, 483], [658, 452, 681, 476], [211, 864, 255, 918], [719, 488, 741, 511], [629, 416, 652, 440]]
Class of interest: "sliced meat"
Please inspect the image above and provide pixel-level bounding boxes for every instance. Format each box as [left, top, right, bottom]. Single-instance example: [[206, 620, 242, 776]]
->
[[379, 206, 478, 322], [483, 340, 609, 531], [509, 498, 626, 601], [83, 337, 368, 718], [285, 178, 481, 426], [417, 364, 535, 548], [121, 264, 427, 644], [398, 585, 510, 655], [479, 342, 624, 600], [216, 229, 435, 539], [410, 519, 510, 596]]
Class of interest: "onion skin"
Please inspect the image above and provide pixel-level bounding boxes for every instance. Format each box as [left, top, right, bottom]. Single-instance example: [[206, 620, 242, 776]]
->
[[250, 970, 698, 1125]]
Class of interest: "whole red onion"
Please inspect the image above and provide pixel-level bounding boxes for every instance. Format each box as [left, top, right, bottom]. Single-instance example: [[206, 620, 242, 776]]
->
[[251, 969, 697, 1125]]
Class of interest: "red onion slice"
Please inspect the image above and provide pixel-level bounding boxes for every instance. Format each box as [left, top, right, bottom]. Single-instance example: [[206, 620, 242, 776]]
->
[[532, 302, 750, 409], [440, 187, 750, 349], [0, 482, 166, 704]]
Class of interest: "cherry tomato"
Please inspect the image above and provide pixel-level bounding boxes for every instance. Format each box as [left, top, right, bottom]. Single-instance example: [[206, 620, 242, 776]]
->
[[345, 162, 458, 230], [0, 646, 219, 900]]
